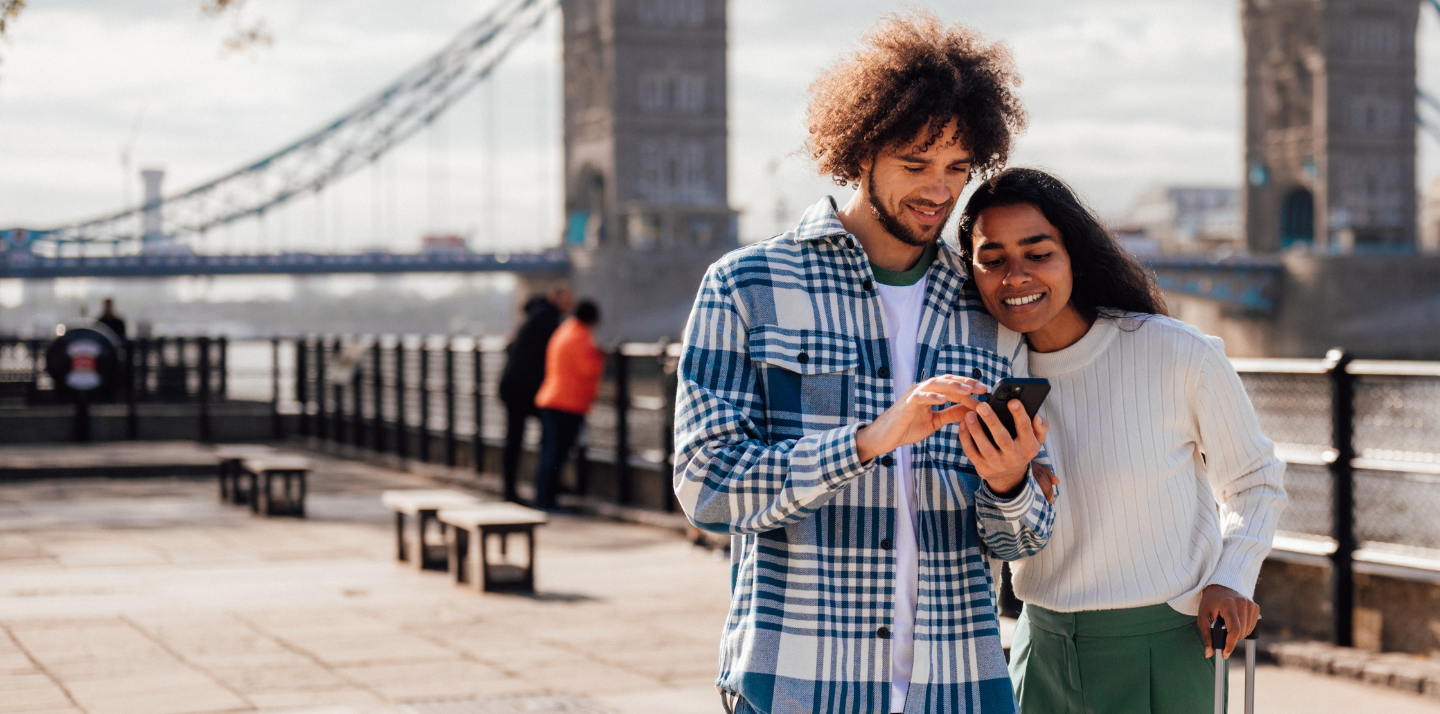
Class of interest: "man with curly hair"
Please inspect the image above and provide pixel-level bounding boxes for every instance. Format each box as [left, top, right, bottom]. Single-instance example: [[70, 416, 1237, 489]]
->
[[673, 10, 1055, 714]]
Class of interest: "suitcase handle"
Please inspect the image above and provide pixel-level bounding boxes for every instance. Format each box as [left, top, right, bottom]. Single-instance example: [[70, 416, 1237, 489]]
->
[[1212, 616, 1258, 714], [1211, 616, 1260, 651]]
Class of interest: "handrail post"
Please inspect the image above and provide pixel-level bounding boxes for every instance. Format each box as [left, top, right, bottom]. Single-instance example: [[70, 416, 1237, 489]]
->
[[614, 346, 632, 505], [198, 336, 213, 443], [396, 338, 408, 459], [28, 338, 41, 404], [419, 338, 431, 463], [1325, 347, 1356, 647], [473, 341, 485, 473], [141, 338, 152, 400], [351, 338, 363, 449], [296, 338, 310, 437], [316, 338, 328, 442], [332, 338, 345, 446], [217, 336, 228, 400], [271, 337, 283, 440], [125, 338, 138, 440], [372, 340, 384, 452], [445, 339, 457, 467], [660, 343, 678, 513]]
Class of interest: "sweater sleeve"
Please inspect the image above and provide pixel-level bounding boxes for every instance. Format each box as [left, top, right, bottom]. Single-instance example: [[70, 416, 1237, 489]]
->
[[1193, 340, 1288, 599], [971, 329, 1055, 560]]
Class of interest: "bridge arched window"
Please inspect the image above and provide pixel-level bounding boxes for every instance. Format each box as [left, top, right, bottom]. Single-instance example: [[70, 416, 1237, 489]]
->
[[1280, 187, 1314, 248]]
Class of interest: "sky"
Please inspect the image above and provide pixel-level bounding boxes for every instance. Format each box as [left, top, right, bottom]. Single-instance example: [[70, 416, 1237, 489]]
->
[[1, 0, 1439, 255]]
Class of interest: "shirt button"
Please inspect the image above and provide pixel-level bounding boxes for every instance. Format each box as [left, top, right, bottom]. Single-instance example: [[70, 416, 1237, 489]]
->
[[877, 366, 890, 379], [797, 352, 809, 364], [972, 368, 982, 379], [880, 455, 894, 467], [880, 539, 893, 550], [862, 279, 874, 291], [877, 626, 891, 639]]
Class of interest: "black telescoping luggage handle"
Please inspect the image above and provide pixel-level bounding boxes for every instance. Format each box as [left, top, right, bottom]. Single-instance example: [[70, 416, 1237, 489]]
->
[[1211, 616, 1259, 714], [1210, 616, 1260, 651]]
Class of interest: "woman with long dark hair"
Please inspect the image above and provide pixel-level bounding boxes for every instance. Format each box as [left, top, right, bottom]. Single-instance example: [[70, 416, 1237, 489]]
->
[[956, 168, 1287, 713]]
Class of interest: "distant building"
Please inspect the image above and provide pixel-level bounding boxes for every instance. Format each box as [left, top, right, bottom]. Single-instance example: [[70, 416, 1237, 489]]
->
[[1418, 176, 1440, 255], [420, 234, 471, 254], [523, 0, 737, 342], [1115, 186, 1242, 254], [1242, 0, 1418, 253]]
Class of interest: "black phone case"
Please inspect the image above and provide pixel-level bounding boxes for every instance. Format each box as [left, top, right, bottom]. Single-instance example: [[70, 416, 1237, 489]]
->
[[975, 378, 1051, 443]]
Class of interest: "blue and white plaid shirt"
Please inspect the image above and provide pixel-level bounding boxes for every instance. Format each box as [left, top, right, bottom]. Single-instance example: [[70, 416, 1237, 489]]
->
[[674, 197, 1055, 714]]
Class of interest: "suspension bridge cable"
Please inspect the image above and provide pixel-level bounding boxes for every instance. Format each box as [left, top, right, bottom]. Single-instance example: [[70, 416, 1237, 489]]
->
[[17, 0, 558, 256], [487, 76, 498, 247], [333, 171, 345, 253]]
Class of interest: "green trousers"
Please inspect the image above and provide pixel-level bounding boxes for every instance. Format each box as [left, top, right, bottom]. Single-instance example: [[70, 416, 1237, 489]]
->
[[1008, 603, 1223, 714]]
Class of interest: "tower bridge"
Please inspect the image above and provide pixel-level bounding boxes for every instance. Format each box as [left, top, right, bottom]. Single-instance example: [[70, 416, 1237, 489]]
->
[[3, 0, 1438, 351]]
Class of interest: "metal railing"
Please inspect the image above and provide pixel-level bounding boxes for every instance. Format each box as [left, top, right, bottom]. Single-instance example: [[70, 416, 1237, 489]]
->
[[1, 336, 231, 404], [289, 335, 681, 511], [9, 331, 1440, 638], [1, 336, 234, 441], [1234, 351, 1440, 647]]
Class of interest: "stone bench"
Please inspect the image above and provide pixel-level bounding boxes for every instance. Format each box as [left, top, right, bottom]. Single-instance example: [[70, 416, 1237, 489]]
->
[[215, 445, 275, 506], [380, 489, 482, 571], [438, 503, 547, 593], [241, 456, 312, 518]]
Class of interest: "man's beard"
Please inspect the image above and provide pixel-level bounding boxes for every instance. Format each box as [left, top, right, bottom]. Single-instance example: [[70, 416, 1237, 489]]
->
[[867, 165, 953, 247]]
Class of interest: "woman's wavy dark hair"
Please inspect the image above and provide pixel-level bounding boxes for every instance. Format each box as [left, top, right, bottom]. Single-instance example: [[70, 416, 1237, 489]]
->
[[956, 168, 1167, 320]]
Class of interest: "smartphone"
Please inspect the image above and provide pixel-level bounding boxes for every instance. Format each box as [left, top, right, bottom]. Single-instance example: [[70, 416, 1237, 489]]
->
[[973, 377, 1051, 444]]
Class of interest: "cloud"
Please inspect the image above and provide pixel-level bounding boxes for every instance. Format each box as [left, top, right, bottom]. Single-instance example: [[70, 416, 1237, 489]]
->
[[2, 0, 1398, 250]]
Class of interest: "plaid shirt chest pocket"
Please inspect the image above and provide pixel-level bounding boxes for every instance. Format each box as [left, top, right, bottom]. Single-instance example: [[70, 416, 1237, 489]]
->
[[748, 325, 858, 441], [925, 342, 1013, 469]]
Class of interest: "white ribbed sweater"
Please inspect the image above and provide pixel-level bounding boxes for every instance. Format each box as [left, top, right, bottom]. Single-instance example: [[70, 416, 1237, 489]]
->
[[1014, 314, 1287, 615]]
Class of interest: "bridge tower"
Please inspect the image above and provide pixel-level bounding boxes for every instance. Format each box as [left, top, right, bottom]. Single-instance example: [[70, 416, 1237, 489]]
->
[[533, 0, 735, 341], [1242, 0, 1418, 254]]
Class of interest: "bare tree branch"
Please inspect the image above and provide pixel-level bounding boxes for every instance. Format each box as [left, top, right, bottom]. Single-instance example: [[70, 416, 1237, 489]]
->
[[0, 0, 23, 36], [200, 0, 272, 55], [0, 0, 22, 79]]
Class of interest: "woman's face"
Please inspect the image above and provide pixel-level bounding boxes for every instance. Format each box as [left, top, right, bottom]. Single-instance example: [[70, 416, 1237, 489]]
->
[[969, 203, 1087, 350]]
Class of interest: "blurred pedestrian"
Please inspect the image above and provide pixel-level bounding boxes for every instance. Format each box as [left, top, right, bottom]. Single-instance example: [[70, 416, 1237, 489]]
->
[[97, 298, 126, 341], [497, 286, 573, 503], [531, 299, 603, 511]]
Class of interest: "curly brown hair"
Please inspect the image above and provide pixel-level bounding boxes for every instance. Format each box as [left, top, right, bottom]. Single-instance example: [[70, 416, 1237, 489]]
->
[[806, 10, 1027, 186]]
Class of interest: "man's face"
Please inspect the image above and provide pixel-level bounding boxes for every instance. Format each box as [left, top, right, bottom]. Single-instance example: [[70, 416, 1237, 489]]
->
[[860, 118, 973, 247]]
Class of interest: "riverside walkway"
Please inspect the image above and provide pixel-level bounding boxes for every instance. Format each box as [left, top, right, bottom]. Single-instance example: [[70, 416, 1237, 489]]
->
[[0, 447, 1436, 714]]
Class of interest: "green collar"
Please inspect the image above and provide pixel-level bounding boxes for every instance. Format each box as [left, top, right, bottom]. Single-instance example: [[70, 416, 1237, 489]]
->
[[870, 243, 938, 286]]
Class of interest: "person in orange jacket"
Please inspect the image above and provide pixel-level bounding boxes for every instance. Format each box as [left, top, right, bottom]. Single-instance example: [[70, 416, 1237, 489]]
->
[[532, 299, 605, 510]]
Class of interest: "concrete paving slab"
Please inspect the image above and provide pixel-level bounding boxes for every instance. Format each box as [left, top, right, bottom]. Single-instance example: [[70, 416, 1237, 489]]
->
[[594, 686, 717, 714]]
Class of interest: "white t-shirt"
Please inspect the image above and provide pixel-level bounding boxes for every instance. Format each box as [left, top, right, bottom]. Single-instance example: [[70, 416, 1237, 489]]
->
[[874, 276, 928, 712]]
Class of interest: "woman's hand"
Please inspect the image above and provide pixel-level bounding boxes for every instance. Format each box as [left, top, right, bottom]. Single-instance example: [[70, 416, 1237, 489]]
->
[[1198, 584, 1259, 658], [957, 398, 1048, 497], [1032, 462, 1059, 503], [856, 376, 985, 463]]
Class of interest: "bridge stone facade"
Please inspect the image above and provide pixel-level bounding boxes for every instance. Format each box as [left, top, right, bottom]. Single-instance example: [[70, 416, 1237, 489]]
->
[[1242, 0, 1418, 254], [523, 0, 737, 342]]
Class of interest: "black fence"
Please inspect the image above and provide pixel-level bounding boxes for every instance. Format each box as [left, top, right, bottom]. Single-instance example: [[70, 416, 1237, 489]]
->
[[7, 332, 1440, 642], [1, 336, 240, 441], [288, 335, 680, 510], [1234, 351, 1440, 647]]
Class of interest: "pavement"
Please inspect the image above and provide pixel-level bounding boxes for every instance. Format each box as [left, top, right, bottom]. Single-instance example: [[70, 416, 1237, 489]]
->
[[0, 445, 1436, 713]]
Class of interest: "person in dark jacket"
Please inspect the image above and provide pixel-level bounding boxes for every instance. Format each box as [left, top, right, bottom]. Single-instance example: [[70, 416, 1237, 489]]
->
[[497, 286, 572, 502], [97, 298, 127, 341]]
